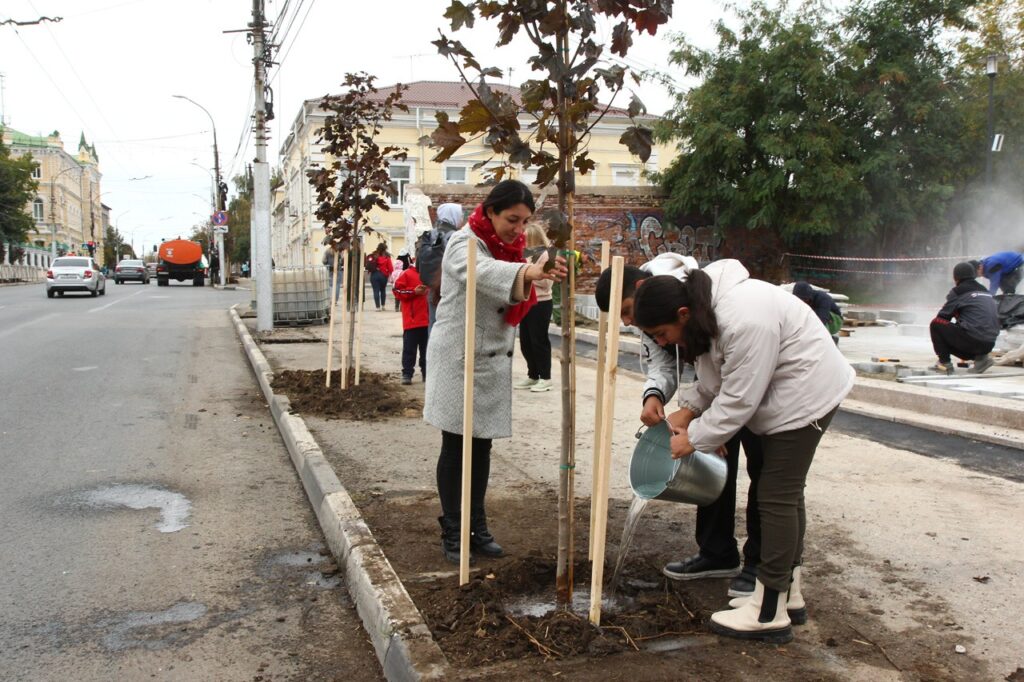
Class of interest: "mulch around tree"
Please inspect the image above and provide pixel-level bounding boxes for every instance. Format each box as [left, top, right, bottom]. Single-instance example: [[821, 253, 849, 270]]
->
[[272, 369, 421, 420]]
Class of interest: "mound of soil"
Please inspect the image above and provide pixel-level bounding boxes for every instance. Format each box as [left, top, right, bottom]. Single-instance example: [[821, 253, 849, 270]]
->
[[272, 369, 421, 420]]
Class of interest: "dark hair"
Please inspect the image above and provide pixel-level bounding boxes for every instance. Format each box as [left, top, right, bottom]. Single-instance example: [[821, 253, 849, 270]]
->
[[482, 179, 536, 216], [595, 265, 649, 312], [633, 272, 718, 362], [375, 243, 388, 256], [792, 281, 814, 301], [953, 262, 976, 283]]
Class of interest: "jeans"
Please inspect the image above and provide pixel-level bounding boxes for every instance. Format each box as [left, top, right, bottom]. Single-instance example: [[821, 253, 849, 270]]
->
[[402, 327, 428, 379], [437, 431, 492, 520], [518, 300, 553, 380], [756, 406, 836, 592], [930, 319, 994, 362], [695, 427, 764, 568], [370, 271, 388, 308]]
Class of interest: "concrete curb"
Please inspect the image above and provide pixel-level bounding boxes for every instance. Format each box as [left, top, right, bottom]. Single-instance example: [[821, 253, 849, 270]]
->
[[229, 306, 448, 681]]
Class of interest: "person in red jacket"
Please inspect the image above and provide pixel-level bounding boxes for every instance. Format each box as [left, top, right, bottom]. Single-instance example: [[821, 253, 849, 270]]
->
[[393, 262, 429, 384], [367, 243, 394, 311]]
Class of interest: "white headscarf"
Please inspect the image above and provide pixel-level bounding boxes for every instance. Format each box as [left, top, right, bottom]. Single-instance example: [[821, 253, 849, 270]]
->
[[436, 203, 464, 229]]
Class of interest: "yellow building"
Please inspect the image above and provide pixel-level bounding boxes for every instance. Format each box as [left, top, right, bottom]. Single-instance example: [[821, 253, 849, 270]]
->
[[3, 128, 105, 266], [273, 80, 674, 266]]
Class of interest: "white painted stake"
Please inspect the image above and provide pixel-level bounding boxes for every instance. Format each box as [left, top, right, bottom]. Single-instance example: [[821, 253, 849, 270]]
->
[[325, 249, 340, 388], [459, 239, 478, 586], [338, 249, 350, 389], [354, 245, 367, 385], [589, 240, 611, 560], [590, 255, 624, 626]]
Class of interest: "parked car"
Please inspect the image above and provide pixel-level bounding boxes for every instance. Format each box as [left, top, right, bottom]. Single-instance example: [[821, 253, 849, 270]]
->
[[46, 257, 106, 298], [114, 259, 150, 284], [146, 262, 157, 279]]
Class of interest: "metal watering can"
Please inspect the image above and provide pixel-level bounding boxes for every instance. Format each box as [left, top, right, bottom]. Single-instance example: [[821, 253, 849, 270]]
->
[[628, 421, 728, 506]]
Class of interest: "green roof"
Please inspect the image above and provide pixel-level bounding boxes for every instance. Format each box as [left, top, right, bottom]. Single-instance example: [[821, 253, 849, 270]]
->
[[4, 128, 53, 147]]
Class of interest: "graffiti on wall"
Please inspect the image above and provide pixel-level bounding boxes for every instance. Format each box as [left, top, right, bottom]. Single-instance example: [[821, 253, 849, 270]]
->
[[575, 211, 721, 266]]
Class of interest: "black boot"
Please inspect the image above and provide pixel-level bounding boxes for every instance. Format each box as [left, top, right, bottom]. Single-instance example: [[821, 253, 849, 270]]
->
[[470, 511, 505, 557], [438, 516, 473, 565]]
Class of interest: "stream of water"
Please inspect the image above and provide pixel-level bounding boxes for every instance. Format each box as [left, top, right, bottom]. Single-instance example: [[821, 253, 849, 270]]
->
[[608, 495, 650, 595]]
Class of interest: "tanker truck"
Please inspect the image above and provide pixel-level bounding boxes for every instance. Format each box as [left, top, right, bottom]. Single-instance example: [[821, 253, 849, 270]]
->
[[156, 239, 207, 287]]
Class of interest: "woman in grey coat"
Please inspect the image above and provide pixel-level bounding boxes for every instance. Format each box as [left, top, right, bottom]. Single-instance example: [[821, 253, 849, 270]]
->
[[424, 180, 566, 564]]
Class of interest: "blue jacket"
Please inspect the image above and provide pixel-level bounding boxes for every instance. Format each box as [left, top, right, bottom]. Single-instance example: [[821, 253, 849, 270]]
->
[[980, 251, 1024, 294]]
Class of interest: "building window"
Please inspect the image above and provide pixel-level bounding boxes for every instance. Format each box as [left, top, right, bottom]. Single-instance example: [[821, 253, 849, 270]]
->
[[389, 164, 412, 206], [611, 164, 641, 186], [31, 164, 42, 179], [33, 198, 45, 223], [443, 164, 468, 184]]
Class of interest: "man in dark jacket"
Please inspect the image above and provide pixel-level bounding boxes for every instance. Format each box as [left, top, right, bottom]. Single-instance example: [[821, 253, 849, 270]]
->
[[929, 262, 1000, 375], [792, 282, 843, 344]]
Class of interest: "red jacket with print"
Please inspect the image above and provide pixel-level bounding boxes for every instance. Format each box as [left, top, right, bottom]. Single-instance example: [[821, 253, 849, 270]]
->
[[393, 267, 428, 330]]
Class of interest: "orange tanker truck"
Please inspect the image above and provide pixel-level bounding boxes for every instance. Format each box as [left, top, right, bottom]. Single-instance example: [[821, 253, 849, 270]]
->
[[156, 239, 207, 287]]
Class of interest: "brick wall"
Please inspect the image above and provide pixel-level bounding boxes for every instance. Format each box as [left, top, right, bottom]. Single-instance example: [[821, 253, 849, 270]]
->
[[413, 184, 785, 291]]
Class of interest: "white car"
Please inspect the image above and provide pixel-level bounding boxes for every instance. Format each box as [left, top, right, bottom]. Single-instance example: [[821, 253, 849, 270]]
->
[[46, 256, 107, 298]]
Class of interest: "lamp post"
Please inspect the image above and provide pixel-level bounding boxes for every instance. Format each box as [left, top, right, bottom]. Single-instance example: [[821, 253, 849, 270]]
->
[[985, 55, 998, 189], [174, 95, 226, 286]]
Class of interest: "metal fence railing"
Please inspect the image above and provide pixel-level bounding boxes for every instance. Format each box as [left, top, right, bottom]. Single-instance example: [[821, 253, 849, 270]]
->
[[0, 264, 45, 283]]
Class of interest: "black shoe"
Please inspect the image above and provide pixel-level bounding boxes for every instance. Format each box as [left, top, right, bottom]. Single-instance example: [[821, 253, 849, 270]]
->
[[470, 511, 505, 557], [401, 376, 412, 385], [438, 516, 473, 565], [728, 564, 758, 598], [663, 554, 741, 581]]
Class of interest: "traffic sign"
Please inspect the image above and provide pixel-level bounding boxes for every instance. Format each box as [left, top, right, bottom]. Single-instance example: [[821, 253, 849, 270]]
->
[[213, 226, 229, 234], [212, 210, 229, 226]]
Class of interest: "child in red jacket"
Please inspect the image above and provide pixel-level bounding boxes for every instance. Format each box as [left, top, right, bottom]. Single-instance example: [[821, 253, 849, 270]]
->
[[392, 263, 429, 384]]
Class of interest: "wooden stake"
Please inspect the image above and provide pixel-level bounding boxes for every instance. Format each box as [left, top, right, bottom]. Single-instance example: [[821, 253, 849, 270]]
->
[[338, 249, 350, 390], [589, 240, 611, 560], [325, 249, 340, 388], [354, 245, 367, 385], [459, 239, 478, 586], [589, 255, 623, 626]]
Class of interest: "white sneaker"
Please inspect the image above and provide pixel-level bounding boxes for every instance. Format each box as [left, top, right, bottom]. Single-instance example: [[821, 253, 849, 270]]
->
[[530, 379, 553, 392], [514, 378, 538, 390]]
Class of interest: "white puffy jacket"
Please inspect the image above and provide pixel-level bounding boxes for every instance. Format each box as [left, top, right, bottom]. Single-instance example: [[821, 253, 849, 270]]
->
[[679, 260, 854, 451]]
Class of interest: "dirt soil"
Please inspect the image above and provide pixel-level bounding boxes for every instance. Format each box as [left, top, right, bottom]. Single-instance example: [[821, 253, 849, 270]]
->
[[272, 369, 421, 420]]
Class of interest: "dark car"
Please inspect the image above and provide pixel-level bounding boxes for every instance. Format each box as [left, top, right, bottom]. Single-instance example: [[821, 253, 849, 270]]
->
[[114, 259, 150, 284]]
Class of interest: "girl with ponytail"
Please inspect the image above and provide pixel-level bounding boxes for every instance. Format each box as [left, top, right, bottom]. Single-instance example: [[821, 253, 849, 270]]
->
[[632, 259, 854, 645]]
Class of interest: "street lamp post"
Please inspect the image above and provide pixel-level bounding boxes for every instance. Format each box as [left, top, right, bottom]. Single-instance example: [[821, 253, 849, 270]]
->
[[985, 55, 998, 189], [174, 95, 226, 286]]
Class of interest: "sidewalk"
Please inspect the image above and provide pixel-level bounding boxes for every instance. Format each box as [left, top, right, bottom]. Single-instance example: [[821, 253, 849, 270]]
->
[[238, 305, 1023, 680]]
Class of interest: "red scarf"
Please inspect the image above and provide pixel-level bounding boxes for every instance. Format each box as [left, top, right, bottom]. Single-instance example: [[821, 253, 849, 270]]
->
[[467, 204, 537, 326]]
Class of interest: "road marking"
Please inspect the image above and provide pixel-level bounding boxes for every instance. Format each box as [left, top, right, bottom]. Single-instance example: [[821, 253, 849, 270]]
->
[[149, 295, 171, 299], [88, 289, 147, 313], [0, 312, 59, 340], [73, 366, 98, 372]]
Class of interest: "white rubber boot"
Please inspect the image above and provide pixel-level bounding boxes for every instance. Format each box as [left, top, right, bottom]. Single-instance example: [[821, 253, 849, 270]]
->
[[728, 566, 807, 624], [710, 579, 793, 643]]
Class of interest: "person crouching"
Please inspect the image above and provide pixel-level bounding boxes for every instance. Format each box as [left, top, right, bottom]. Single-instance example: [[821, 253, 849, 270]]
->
[[929, 262, 1000, 375]]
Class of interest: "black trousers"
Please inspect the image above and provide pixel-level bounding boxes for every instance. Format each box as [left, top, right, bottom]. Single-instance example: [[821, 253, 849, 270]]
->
[[930, 319, 994, 362], [370, 271, 388, 308], [999, 268, 1021, 295], [518, 300, 553, 380], [402, 327, 428, 379], [437, 431, 492, 519], [695, 427, 764, 568]]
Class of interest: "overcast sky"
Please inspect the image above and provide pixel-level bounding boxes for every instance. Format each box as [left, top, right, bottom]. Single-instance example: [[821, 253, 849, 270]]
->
[[2, 0, 736, 253]]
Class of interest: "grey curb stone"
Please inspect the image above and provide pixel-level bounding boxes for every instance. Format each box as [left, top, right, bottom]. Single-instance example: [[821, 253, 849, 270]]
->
[[229, 307, 448, 681]]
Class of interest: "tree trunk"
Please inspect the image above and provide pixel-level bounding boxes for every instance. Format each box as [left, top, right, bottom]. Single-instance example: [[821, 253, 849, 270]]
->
[[346, 241, 361, 383]]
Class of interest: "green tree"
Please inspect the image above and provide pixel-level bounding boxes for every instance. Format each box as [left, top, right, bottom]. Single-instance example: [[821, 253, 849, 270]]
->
[[227, 171, 253, 267], [103, 224, 132, 264], [0, 131, 40, 250]]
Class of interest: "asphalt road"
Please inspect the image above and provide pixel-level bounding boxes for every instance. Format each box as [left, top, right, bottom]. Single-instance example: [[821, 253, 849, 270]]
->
[[0, 281, 382, 681]]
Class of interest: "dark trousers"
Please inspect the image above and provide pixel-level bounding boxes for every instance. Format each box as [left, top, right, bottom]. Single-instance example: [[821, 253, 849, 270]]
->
[[757, 406, 836, 592], [930, 319, 994, 362], [518, 300, 553, 380], [696, 427, 763, 568], [437, 431, 492, 520], [999, 268, 1021, 295], [370, 271, 388, 308], [402, 326, 428, 379]]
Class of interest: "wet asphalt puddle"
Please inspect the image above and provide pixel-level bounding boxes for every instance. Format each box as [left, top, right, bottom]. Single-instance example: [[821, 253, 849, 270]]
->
[[68, 483, 192, 533], [259, 546, 343, 590]]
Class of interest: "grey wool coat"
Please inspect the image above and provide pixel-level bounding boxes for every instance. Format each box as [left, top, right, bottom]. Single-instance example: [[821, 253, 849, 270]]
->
[[424, 226, 528, 439]]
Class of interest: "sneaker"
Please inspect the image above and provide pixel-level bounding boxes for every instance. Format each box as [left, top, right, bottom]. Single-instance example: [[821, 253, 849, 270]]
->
[[930, 361, 954, 376], [514, 378, 538, 390], [968, 354, 993, 374], [663, 554, 741, 581], [530, 379, 553, 392], [400, 376, 412, 385], [727, 565, 758, 598]]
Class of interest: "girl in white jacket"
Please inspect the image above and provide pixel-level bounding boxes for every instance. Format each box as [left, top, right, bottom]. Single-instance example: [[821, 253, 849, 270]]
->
[[632, 259, 853, 644]]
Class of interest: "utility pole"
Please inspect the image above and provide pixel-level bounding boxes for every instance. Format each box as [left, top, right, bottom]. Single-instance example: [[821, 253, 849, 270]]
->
[[251, 0, 273, 331]]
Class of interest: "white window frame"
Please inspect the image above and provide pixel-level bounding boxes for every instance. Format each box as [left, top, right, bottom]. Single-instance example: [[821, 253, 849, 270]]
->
[[31, 164, 42, 179], [33, 198, 45, 223], [388, 162, 413, 207], [443, 163, 470, 185], [611, 164, 641, 186]]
